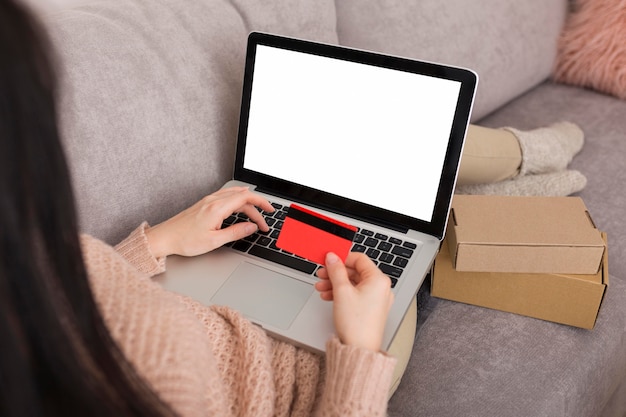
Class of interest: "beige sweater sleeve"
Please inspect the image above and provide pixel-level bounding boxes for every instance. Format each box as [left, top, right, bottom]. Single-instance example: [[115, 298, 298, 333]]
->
[[83, 234, 229, 416], [113, 221, 166, 276], [316, 337, 397, 417]]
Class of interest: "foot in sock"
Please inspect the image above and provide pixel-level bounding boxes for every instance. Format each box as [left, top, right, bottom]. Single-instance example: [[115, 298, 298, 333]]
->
[[455, 170, 587, 197], [504, 121, 584, 176]]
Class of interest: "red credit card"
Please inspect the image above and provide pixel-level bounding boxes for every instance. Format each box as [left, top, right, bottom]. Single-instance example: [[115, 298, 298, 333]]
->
[[276, 204, 357, 265]]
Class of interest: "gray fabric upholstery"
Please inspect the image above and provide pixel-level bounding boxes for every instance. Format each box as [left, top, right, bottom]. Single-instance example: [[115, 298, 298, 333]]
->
[[389, 82, 626, 416], [48, 0, 337, 244], [603, 376, 626, 417], [393, 279, 626, 416], [42, 0, 626, 415], [50, 0, 247, 244], [228, 0, 337, 43], [335, 0, 568, 121]]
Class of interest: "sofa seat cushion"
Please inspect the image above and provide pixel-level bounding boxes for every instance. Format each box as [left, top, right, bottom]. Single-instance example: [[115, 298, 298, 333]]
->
[[391, 276, 626, 417]]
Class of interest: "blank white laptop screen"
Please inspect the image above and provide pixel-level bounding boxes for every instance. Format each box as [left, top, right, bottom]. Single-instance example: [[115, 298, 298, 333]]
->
[[242, 45, 462, 223]]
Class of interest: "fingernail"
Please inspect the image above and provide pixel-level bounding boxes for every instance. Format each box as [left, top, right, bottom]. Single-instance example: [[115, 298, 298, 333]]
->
[[326, 252, 339, 265]]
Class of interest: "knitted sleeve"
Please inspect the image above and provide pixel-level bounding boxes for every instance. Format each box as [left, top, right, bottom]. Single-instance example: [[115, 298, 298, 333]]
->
[[108, 224, 397, 416], [114, 222, 166, 277], [82, 234, 229, 416], [315, 337, 397, 417], [180, 295, 397, 416]]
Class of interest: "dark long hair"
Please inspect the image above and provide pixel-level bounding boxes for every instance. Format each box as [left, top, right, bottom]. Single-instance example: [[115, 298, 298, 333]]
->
[[0, 1, 178, 415]]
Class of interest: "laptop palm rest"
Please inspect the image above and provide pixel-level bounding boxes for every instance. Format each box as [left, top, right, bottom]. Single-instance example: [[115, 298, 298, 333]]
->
[[211, 262, 314, 330]]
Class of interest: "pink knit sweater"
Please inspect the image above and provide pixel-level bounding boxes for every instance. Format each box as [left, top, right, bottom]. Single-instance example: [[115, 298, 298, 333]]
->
[[81, 222, 397, 416]]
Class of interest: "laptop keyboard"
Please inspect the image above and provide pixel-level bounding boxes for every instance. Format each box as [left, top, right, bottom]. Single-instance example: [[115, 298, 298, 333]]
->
[[222, 202, 418, 288]]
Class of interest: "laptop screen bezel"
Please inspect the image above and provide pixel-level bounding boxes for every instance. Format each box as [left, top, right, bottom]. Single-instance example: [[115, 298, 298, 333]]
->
[[234, 32, 477, 239]]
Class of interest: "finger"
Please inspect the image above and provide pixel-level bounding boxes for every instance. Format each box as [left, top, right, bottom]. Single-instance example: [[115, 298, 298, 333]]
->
[[316, 267, 330, 280], [319, 291, 334, 301], [240, 205, 271, 232], [324, 252, 352, 291], [239, 190, 275, 213], [314, 279, 335, 300], [231, 192, 275, 217], [314, 279, 333, 292], [342, 252, 379, 284], [215, 222, 258, 247], [342, 252, 395, 292], [343, 251, 376, 269], [202, 193, 271, 232], [321, 255, 362, 283]]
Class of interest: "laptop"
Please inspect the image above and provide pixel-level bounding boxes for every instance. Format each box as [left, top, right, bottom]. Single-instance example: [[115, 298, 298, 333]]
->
[[154, 32, 477, 353]]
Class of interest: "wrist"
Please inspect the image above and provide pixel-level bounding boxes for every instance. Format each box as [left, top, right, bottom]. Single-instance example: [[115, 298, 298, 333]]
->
[[144, 223, 170, 259], [338, 331, 383, 353]]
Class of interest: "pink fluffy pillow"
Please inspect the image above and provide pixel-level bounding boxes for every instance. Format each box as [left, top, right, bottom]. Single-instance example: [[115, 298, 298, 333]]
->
[[553, 0, 626, 99]]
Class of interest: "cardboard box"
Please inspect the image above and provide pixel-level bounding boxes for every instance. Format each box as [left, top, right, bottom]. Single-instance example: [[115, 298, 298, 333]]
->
[[431, 233, 609, 329], [447, 195, 606, 274]]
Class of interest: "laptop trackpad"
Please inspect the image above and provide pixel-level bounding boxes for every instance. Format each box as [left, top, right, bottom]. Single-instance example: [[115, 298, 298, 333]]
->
[[211, 262, 314, 330]]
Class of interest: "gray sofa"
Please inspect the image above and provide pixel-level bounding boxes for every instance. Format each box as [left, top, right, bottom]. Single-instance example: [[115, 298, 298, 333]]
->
[[40, 0, 626, 415]]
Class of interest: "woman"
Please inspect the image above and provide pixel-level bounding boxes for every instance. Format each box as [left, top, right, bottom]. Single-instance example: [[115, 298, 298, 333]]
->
[[1, 1, 395, 416], [1, 0, 585, 415]]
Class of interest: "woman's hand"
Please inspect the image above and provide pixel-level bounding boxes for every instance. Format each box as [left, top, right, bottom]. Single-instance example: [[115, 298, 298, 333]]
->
[[315, 252, 394, 352], [145, 186, 274, 258]]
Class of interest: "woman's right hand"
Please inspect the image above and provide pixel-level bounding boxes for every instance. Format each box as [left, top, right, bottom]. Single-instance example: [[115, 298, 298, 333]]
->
[[145, 186, 274, 258], [315, 252, 394, 352]]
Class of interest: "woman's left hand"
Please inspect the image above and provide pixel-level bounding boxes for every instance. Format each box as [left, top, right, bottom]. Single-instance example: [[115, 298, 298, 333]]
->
[[315, 252, 394, 352], [145, 186, 274, 258]]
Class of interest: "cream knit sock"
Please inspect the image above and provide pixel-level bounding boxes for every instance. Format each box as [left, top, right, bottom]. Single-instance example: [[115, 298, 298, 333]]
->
[[504, 121, 584, 176], [455, 170, 587, 197]]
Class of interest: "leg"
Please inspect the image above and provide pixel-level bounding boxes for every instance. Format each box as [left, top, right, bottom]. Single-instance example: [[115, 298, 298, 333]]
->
[[459, 122, 585, 186], [458, 125, 522, 186], [387, 296, 417, 398], [456, 122, 587, 196]]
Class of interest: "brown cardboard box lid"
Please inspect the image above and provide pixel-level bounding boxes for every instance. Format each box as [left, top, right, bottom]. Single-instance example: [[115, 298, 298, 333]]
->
[[447, 195, 606, 274]]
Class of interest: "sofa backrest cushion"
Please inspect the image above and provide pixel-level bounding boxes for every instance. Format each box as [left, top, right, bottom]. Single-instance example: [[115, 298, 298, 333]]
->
[[335, 0, 568, 121], [47, 0, 337, 244]]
